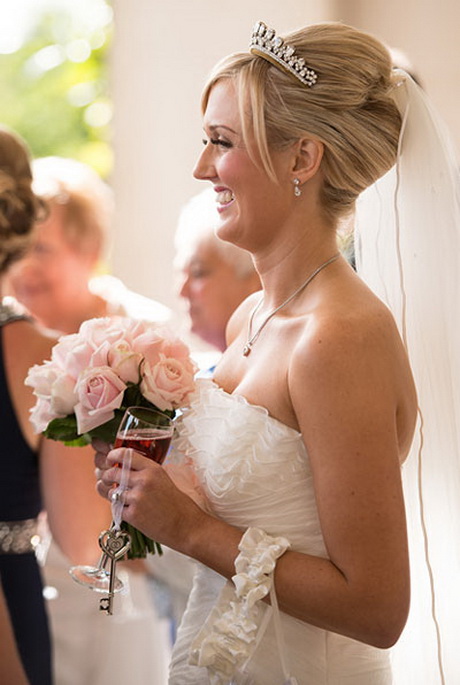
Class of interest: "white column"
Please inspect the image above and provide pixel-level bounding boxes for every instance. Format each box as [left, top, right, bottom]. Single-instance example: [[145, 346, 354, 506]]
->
[[110, 0, 334, 310]]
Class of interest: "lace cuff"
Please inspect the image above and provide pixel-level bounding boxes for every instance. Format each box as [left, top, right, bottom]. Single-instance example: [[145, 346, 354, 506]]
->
[[189, 527, 290, 684]]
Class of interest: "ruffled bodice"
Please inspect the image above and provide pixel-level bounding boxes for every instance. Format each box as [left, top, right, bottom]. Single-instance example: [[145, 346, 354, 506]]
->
[[169, 379, 391, 684]]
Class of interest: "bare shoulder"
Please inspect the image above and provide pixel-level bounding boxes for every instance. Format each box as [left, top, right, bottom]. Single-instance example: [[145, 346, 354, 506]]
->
[[288, 283, 417, 457], [292, 286, 405, 377], [5, 319, 56, 376]]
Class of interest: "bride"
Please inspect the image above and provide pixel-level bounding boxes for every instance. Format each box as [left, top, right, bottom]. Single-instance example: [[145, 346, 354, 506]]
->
[[95, 21, 459, 684]]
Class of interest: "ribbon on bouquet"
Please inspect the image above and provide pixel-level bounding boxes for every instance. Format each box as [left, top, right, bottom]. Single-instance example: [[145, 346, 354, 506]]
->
[[110, 448, 133, 530]]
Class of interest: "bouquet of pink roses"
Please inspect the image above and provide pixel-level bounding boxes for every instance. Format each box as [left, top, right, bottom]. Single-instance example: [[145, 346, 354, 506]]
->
[[26, 316, 197, 558]]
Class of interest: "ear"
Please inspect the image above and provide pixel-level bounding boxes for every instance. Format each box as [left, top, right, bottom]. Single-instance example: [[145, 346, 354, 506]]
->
[[291, 138, 324, 183]]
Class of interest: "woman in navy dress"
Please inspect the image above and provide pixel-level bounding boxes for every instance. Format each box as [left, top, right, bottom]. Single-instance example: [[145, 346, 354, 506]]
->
[[0, 125, 110, 685]]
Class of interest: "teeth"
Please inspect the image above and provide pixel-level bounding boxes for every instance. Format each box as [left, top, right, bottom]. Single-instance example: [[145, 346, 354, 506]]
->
[[216, 190, 234, 204]]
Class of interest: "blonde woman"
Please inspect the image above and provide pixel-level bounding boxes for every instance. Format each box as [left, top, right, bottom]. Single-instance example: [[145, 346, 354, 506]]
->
[[96, 21, 459, 684]]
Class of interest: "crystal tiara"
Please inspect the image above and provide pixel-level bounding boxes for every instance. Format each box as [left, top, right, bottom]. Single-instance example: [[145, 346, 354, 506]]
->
[[249, 21, 318, 88]]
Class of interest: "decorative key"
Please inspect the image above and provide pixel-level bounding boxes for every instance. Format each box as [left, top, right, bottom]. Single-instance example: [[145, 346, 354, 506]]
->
[[98, 528, 131, 615]]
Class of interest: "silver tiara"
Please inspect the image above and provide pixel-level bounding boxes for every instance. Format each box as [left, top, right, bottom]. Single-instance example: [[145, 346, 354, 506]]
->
[[249, 21, 318, 88]]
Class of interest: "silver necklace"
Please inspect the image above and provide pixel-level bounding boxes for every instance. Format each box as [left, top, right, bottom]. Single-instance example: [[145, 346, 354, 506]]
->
[[242, 252, 340, 356]]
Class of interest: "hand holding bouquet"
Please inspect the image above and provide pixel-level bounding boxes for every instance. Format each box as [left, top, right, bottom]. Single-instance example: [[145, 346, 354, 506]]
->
[[26, 316, 197, 558]]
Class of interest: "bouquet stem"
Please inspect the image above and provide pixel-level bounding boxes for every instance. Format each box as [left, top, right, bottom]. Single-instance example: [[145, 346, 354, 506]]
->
[[121, 521, 162, 559]]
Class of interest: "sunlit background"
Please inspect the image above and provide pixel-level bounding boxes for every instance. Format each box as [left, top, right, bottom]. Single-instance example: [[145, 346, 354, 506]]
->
[[1, 0, 459, 313], [0, 0, 112, 177]]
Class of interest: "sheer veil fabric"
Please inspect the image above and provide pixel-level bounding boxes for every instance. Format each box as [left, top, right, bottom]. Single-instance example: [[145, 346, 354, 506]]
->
[[355, 70, 460, 684]]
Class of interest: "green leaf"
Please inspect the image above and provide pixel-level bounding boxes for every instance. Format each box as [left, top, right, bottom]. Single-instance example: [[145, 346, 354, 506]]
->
[[86, 410, 125, 445], [43, 415, 80, 442], [63, 436, 91, 447]]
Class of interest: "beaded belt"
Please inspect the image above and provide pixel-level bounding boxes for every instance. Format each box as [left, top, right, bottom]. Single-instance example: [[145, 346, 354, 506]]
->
[[0, 518, 39, 554]]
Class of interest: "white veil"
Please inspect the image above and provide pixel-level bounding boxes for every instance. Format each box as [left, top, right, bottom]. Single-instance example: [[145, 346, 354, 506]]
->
[[355, 71, 460, 684]]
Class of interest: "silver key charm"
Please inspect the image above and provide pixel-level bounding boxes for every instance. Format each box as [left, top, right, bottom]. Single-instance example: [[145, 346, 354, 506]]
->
[[98, 528, 131, 615]]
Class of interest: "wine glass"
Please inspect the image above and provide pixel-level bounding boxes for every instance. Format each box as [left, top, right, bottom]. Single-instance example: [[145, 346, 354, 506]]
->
[[69, 530, 125, 593], [114, 406, 174, 464], [69, 406, 173, 593]]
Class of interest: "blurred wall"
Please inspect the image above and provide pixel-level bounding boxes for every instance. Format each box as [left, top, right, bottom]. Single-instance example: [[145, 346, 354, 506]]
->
[[334, 0, 460, 149], [110, 0, 460, 311], [110, 0, 334, 310]]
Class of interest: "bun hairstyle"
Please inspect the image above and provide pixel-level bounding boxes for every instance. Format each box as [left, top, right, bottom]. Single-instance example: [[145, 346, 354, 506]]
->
[[202, 22, 402, 223], [0, 126, 44, 274]]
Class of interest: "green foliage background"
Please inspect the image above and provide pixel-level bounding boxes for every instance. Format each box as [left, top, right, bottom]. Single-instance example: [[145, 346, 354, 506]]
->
[[0, 5, 112, 177]]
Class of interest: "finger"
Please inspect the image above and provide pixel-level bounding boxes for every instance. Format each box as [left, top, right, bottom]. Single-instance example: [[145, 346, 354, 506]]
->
[[91, 438, 112, 454], [94, 450, 111, 470], [100, 464, 123, 488], [106, 447, 160, 472], [106, 447, 131, 466]]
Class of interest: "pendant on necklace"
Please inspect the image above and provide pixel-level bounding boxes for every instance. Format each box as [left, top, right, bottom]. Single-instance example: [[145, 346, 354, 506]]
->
[[242, 342, 252, 357]]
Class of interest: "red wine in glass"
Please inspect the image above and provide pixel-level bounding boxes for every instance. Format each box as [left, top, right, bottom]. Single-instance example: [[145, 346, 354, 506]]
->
[[114, 429, 172, 464]]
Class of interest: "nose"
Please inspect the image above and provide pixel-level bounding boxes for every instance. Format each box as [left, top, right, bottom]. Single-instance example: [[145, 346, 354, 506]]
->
[[178, 272, 191, 299], [193, 143, 216, 182]]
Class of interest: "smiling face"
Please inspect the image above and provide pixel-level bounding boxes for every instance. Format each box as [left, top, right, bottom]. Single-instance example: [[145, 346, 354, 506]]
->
[[193, 79, 295, 254], [7, 202, 97, 327]]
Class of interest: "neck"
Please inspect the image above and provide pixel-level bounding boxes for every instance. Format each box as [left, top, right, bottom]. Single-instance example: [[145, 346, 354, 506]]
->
[[253, 231, 339, 310], [38, 292, 108, 334]]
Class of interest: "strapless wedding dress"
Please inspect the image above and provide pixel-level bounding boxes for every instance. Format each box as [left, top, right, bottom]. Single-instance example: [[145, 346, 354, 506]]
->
[[169, 379, 392, 684]]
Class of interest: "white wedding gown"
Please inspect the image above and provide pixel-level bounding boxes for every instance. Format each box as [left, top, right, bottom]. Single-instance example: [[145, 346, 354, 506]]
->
[[168, 379, 392, 685]]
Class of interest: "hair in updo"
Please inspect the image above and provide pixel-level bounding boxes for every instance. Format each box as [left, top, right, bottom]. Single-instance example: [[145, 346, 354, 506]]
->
[[201, 22, 402, 223], [0, 126, 44, 274]]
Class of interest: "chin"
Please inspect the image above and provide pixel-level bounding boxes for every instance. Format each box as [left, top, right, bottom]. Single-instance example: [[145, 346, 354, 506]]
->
[[215, 222, 243, 249]]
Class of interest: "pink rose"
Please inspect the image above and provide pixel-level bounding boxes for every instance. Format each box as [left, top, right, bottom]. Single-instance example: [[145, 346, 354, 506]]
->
[[124, 318, 150, 339], [78, 317, 128, 349], [131, 329, 165, 368], [74, 366, 127, 434], [140, 354, 196, 411], [51, 334, 95, 380], [29, 397, 55, 434], [26, 361, 60, 398], [26, 361, 77, 429], [50, 374, 78, 415], [107, 340, 142, 383]]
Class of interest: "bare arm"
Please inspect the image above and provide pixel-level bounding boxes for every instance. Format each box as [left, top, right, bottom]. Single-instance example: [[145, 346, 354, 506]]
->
[[274, 311, 411, 646], [0, 582, 30, 685], [40, 438, 111, 565]]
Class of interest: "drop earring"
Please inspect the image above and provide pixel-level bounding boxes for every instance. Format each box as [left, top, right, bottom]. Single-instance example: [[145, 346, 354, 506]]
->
[[293, 178, 302, 197]]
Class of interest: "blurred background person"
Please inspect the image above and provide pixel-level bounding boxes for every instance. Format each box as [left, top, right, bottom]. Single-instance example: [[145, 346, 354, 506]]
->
[[7, 156, 172, 334], [0, 127, 110, 685], [174, 187, 260, 370], [7, 155, 172, 685]]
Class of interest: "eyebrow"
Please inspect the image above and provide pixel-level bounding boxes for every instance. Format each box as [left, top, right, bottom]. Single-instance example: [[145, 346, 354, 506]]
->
[[206, 124, 238, 135]]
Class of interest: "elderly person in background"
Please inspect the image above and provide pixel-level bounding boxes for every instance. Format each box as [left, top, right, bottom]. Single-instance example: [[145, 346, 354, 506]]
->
[[174, 187, 260, 363], [7, 156, 172, 685], [7, 155, 171, 333]]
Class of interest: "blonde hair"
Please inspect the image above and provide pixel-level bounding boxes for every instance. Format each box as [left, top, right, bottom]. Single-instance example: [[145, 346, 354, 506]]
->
[[32, 156, 113, 258], [202, 22, 402, 223], [0, 126, 43, 274]]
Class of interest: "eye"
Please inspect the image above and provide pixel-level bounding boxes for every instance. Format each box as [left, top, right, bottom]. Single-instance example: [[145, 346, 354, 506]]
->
[[202, 136, 232, 149], [210, 137, 232, 149]]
